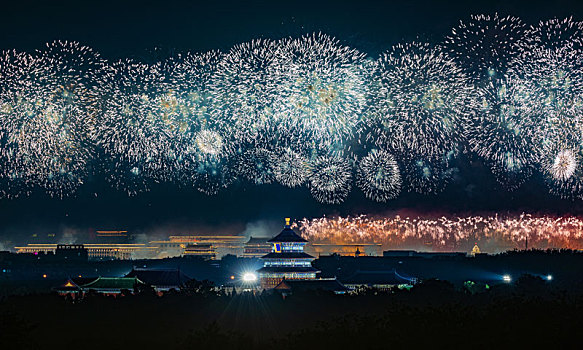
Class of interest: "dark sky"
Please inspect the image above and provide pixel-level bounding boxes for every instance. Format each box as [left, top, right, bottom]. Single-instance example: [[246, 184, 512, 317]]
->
[[1, 0, 583, 240]]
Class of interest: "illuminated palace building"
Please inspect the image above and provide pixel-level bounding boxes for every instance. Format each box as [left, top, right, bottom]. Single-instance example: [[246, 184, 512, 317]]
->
[[258, 218, 319, 289], [14, 243, 155, 260], [15, 232, 247, 260]]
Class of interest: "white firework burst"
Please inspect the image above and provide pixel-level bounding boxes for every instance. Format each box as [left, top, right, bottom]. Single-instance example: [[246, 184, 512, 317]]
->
[[210, 39, 281, 145], [356, 149, 402, 202], [309, 155, 352, 204], [0, 42, 101, 198], [271, 148, 311, 188], [528, 17, 583, 51], [96, 59, 170, 193], [540, 136, 583, 199], [550, 149, 578, 182], [194, 129, 223, 157], [273, 33, 369, 155], [369, 41, 475, 161], [469, 75, 544, 189], [235, 148, 276, 185]]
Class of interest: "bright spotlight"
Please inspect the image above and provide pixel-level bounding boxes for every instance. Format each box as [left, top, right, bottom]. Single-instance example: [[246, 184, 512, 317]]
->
[[242, 272, 258, 282], [546, 274, 553, 281], [502, 274, 511, 283]]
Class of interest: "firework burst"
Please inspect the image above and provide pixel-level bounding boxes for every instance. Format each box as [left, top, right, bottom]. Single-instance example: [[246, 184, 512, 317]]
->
[[356, 149, 402, 202], [309, 155, 352, 204], [369, 41, 475, 162], [0, 22, 582, 202], [0, 42, 101, 198], [445, 14, 531, 81], [271, 148, 311, 188], [469, 75, 543, 189], [273, 33, 369, 155]]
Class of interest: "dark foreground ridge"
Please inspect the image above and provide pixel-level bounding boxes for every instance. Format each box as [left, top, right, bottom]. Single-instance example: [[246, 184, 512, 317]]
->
[[2, 249, 583, 349], [1, 274, 582, 350]]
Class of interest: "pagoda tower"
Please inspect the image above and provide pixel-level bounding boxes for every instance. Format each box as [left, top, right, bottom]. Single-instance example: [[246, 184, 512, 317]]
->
[[257, 218, 319, 289], [470, 242, 481, 256]]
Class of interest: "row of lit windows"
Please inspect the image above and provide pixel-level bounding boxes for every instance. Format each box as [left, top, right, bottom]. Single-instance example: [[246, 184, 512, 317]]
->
[[272, 243, 306, 252], [259, 272, 316, 279], [264, 259, 313, 267]]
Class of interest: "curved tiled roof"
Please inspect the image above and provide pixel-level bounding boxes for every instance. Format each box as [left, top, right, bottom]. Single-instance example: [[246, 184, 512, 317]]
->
[[275, 278, 349, 292], [81, 277, 143, 290], [246, 236, 270, 244], [267, 226, 308, 243], [261, 252, 315, 259], [125, 268, 191, 287]]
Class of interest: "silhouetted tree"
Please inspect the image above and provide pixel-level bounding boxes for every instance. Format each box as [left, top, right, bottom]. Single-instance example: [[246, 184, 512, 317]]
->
[[180, 278, 218, 297], [133, 283, 157, 297], [515, 274, 548, 296]]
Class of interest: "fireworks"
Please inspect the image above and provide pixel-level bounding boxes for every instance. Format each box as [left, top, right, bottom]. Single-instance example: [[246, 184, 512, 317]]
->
[[297, 214, 583, 252], [96, 59, 167, 194], [356, 149, 401, 202], [0, 42, 101, 198], [445, 14, 531, 81], [235, 148, 275, 185], [0, 16, 582, 202], [369, 41, 475, 162], [550, 149, 578, 182], [194, 129, 223, 157], [468, 75, 543, 189], [272, 148, 311, 188], [402, 158, 455, 194], [194, 157, 233, 195], [540, 142, 583, 199], [273, 33, 369, 155], [528, 17, 583, 51], [309, 155, 352, 204], [210, 39, 281, 145]]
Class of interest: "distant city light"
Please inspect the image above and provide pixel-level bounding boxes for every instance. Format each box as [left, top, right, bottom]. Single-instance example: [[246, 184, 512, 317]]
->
[[546, 274, 553, 281], [242, 272, 258, 282], [502, 274, 511, 282]]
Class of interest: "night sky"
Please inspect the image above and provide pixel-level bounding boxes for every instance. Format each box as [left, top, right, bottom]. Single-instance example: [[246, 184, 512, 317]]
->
[[1, 0, 583, 241]]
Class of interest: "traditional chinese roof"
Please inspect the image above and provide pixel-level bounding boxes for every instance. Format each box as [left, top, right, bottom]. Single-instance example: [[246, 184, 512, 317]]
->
[[55, 278, 82, 292], [246, 236, 270, 244], [261, 252, 315, 259], [275, 278, 349, 293], [257, 266, 319, 273], [267, 225, 307, 243], [124, 268, 191, 288], [55, 277, 101, 292], [81, 277, 143, 290], [71, 277, 99, 286]]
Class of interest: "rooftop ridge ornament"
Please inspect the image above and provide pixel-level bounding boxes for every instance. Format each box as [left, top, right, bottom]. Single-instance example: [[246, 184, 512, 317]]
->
[[285, 217, 291, 227]]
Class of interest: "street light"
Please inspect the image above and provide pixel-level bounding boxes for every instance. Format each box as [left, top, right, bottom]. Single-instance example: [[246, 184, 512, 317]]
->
[[502, 274, 511, 283], [546, 274, 553, 281]]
